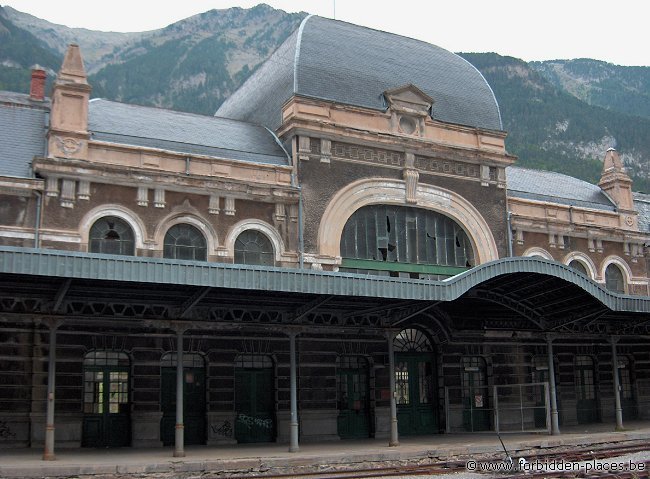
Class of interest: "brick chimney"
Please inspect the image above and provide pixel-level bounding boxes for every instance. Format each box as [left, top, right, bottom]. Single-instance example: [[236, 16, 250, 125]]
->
[[30, 69, 46, 101]]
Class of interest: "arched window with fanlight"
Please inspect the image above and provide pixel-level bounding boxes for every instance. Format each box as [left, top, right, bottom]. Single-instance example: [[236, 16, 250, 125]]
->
[[163, 224, 207, 261], [605, 263, 626, 293], [234, 230, 275, 266], [89, 216, 135, 256], [340, 205, 474, 279]]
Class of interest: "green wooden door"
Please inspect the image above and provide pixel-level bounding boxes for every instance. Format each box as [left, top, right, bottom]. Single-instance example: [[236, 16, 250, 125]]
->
[[82, 368, 130, 447], [234, 368, 275, 443], [337, 360, 370, 439], [160, 367, 206, 446], [462, 357, 490, 432], [575, 356, 599, 424], [395, 354, 437, 435]]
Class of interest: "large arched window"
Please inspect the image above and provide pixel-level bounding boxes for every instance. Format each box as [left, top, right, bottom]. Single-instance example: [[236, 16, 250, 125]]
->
[[163, 224, 207, 261], [234, 230, 275, 266], [89, 216, 135, 256], [340, 205, 474, 278], [605, 263, 625, 293]]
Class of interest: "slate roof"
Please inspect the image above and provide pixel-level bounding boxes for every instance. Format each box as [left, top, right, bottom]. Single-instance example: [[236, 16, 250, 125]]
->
[[216, 16, 502, 131], [88, 99, 289, 166], [633, 192, 650, 232], [506, 166, 616, 211], [0, 91, 49, 178]]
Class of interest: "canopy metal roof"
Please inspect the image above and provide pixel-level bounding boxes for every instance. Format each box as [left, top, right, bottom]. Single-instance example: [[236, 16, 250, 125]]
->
[[0, 246, 650, 338]]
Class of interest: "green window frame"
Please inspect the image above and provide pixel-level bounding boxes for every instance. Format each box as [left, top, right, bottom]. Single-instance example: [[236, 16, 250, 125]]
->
[[340, 205, 473, 278]]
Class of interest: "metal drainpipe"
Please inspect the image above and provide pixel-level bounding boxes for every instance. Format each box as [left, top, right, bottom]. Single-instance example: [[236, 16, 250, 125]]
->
[[506, 211, 513, 257], [298, 187, 304, 269], [288, 135, 304, 269], [34, 191, 42, 248]]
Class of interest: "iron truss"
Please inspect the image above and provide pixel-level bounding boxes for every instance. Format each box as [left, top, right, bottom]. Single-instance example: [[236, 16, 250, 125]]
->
[[0, 271, 648, 338]]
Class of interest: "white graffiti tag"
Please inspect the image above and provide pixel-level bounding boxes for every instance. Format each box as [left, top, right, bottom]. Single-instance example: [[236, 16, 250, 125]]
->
[[236, 413, 273, 430]]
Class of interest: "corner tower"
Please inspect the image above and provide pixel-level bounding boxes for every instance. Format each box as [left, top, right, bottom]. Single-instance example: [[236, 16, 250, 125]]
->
[[599, 148, 638, 230], [48, 44, 91, 161]]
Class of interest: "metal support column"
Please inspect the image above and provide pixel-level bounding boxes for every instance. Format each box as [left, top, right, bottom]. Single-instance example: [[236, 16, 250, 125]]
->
[[174, 329, 185, 457], [546, 336, 560, 435], [43, 322, 58, 461], [387, 331, 399, 447], [611, 337, 624, 430], [289, 331, 299, 452]]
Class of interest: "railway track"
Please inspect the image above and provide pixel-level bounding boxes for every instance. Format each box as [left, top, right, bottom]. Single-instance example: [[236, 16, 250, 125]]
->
[[221, 441, 650, 479]]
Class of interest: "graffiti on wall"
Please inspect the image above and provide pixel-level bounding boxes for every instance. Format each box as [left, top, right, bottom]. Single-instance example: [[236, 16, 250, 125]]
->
[[0, 421, 15, 439], [236, 413, 273, 430], [211, 420, 232, 437]]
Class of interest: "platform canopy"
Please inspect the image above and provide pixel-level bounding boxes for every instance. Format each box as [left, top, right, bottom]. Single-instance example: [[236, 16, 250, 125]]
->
[[0, 246, 648, 337]]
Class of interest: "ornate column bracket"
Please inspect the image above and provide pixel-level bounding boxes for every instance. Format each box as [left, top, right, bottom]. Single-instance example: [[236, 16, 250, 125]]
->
[[403, 152, 419, 204]]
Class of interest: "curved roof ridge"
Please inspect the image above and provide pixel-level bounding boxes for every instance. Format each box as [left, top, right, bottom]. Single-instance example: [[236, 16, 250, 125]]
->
[[455, 53, 503, 130], [216, 16, 503, 131], [293, 14, 313, 94]]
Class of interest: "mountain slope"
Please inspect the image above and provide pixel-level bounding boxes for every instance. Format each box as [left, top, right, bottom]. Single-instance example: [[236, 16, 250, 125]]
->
[[0, 5, 61, 91], [90, 5, 305, 115], [460, 53, 650, 192], [2, 5, 142, 72], [530, 59, 650, 120]]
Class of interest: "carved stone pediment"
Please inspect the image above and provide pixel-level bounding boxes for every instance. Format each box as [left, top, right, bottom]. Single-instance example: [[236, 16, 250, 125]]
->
[[384, 84, 433, 115], [385, 84, 433, 137]]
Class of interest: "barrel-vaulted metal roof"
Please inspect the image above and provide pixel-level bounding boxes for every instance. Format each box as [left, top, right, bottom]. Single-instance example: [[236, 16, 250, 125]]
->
[[0, 246, 647, 316], [216, 15, 503, 132], [89, 99, 289, 166]]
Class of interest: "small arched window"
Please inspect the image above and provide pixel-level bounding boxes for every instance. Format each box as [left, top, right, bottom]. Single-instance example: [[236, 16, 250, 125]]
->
[[234, 230, 275, 266], [569, 260, 589, 277], [163, 224, 207, 261], [89, 216, 135, 256], [605, 263, 625, 293]]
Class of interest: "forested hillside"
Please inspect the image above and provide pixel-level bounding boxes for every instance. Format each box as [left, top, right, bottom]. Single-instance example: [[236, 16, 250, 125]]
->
[[461, 53, 650, 192], [531, 59, 650, 120]]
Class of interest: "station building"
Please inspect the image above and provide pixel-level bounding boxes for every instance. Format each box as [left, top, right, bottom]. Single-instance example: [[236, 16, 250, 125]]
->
[[0, 15, 649, 457]]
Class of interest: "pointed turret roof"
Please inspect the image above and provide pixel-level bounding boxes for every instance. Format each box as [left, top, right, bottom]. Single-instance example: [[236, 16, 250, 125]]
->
[[57, 44, 88, 86]]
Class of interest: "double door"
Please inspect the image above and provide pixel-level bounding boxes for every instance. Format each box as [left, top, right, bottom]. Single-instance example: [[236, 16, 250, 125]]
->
[[234, 368, 275, 443], [160, 367, 206, 446], [575, 356, 599, 424], [82, 367, 130, 447], [337, 365, 370, 438], [395, 354, 437, 435]]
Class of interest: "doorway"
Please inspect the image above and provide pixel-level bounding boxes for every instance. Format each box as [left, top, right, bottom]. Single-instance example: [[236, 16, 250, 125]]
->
[[393, 329, 438, 435], [160, 352, 206, 446], [82, 351, 131, 447]]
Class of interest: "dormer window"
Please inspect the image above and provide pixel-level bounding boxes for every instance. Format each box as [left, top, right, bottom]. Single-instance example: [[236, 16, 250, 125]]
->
[[384, 84, 433, 137]]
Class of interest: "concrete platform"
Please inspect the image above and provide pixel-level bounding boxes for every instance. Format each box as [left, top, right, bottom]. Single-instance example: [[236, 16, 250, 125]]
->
[[1, 422, 649, 478]]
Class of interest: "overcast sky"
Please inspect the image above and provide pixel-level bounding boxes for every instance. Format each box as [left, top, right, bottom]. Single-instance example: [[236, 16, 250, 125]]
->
[[2, 0, 648, 66]]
